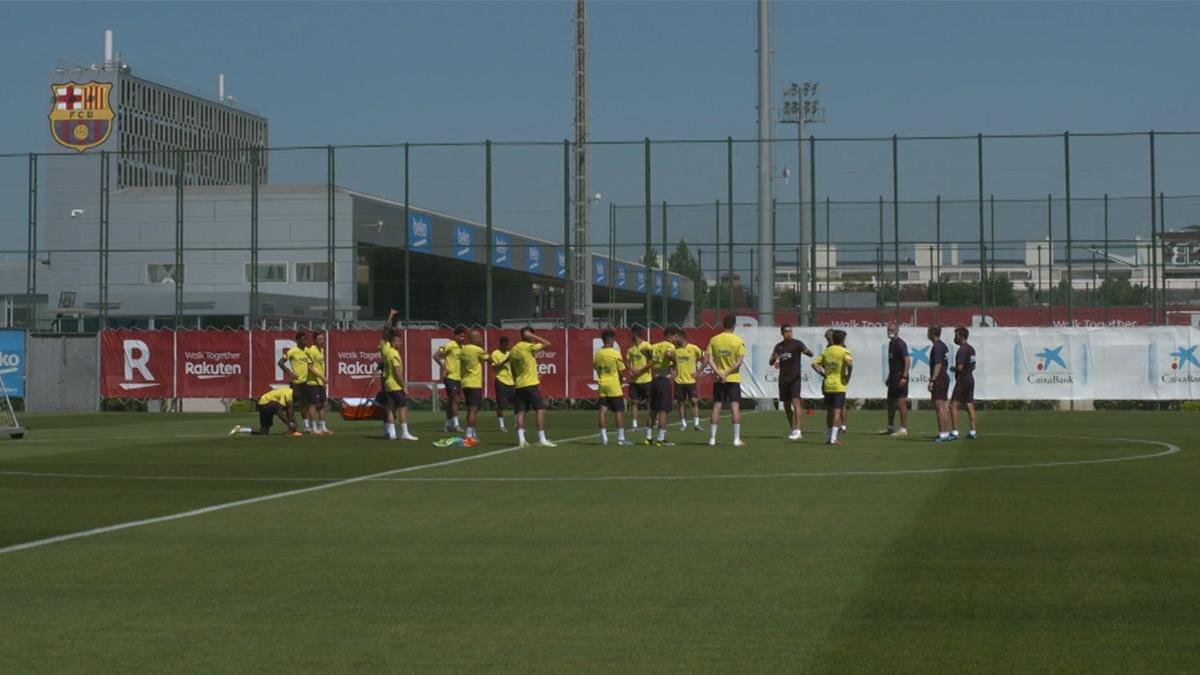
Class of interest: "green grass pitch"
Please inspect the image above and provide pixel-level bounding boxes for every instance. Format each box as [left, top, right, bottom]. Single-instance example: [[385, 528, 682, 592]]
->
[[1, 407, 1197, 673]]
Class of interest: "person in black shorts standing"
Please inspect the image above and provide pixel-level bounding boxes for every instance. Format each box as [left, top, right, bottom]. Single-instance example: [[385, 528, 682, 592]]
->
[[882, 321, 911, 437], [625, 324, 653, 432], [928, 325, 952, 442], [950, 325, 978, 440], [769, 324, 813, 440]]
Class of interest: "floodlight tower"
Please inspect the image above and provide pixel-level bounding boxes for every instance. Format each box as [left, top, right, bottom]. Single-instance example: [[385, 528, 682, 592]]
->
[[755, 0, 774, 327], [572, 0, 592, 325]]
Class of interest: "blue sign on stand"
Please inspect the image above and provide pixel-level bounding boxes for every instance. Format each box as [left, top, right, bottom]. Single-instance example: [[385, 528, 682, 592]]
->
[[0, 330, 26, 397]]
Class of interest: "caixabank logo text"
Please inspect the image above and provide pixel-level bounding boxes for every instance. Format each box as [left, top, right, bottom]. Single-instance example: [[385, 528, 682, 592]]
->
[[1015, 343, 1087, 385], [1149, 343, 1200, 384]]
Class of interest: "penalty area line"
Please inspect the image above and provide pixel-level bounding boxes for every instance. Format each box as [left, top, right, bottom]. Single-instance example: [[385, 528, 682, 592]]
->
[[0, 432, 596, 557]]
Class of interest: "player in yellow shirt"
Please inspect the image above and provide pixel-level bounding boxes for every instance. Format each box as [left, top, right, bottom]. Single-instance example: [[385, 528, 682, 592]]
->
[[705, 315, 747, 446], [278, 332, 312, 432], [625, 324, 653, 432], [501, 326, 557, 447], [641, 326, 678, 446], [379, 309, 418, 441], [672, 330, 704, 432], [304, 331, 331, 435], [230, 385, 299, 436], [433, 326, 467, 433], [458, 329, 489, 445], [812, 328, 854, 445], [489, 336, 515, 431], [592, 329, 633, 446]]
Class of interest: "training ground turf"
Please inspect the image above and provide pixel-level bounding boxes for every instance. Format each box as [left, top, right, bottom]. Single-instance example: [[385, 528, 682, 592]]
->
[[1, 408, 1197, 673]]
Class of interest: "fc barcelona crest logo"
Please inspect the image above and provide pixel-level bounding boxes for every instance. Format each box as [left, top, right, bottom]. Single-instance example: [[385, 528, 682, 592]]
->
[[48, 81, 114, 152]]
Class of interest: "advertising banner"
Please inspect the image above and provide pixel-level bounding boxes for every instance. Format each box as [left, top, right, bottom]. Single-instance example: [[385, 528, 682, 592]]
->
[[99, 330, 175, 398], [175, 331, 249, 398]]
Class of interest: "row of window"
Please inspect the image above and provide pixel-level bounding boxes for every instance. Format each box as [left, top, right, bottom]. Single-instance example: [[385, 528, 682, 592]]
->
[[146, 262, 332, 285]]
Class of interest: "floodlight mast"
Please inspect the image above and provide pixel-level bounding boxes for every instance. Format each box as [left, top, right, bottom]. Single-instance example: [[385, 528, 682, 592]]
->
[[571, 0, 592, 325], [781, 81, 825, 326]]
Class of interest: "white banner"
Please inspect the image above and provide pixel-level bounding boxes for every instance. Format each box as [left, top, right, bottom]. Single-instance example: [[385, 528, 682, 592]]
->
[[731, 327, 1200, 401]]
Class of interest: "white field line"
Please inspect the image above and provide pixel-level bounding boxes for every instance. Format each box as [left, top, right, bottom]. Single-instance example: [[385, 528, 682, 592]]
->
[[0, 435, 1180, 485], [0, 432, 597, 557]]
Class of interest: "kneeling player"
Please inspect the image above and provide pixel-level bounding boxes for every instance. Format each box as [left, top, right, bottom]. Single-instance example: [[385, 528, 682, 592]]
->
[[593, 329, 632, 445], [230, 386, 299, 436], [950, 325, 978, 439]]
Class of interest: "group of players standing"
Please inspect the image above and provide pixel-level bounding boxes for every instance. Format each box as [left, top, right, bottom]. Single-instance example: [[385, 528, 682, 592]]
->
[[235, 313, 979, 446]]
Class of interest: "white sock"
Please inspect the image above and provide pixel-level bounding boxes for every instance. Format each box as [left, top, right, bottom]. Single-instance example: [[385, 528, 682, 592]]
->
[[617, 428, 626, 441], [385, 423, 396, 439], [733, 423, 741, 441], [237, 427, 253, 434], [951, 429, 960, 436], [657, 428, 666, 441], [632, 419, 639, 429], [899, 427, 907, 433], [693, 416, 700, 427], [538, 430, 549, 443], [467, 427, 476, 439], [320, 420, 328, 432], [680, 421, 687, 431], [518, 428, 527, 444], [401, 423, 410, 435], [939, 431, 949, 438], [497, 417, 506, 430], [840, 425, 847, 432], [600, 428, 608, 444], [710, 424, 718, 441], [645, 427, 653, 440], [452, 416, 460, 428], [830, 426, 839, 442], [303, 419, 311, 431]]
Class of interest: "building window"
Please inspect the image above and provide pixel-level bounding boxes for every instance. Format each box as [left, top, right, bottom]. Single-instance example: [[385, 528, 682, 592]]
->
[[245, 262, 288, 283], [147, 263, 184, 285], [296, 262, 332, 282]]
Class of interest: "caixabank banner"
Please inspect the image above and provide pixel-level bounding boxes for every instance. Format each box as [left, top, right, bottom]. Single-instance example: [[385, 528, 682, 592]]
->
[[0, 330, 26, 397], [97, 327, 1200, 401]]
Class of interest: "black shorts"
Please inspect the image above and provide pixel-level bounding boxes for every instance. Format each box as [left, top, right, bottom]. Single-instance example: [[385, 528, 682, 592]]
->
[[823, 392, 847, 409], [443, 377, 462, 398], [514, 385, 545, 412], [952, 378, 975, 404], [931, 375, 950, 401], [306, 383, 327, 406], [494, 381, 515, 408], [382, 389, 408, 408], [778, 377, 802, 402], [290, 381, 308, 406], [629, 382, 651, 403], [599, 395, 626, 412], [463, 387, 484, 408], [257, 402, 280, 430], [886, 376, 909, 400], [650, 377, 674, 413], [712, 381, 742, 406], [674, 383, 697, 402]]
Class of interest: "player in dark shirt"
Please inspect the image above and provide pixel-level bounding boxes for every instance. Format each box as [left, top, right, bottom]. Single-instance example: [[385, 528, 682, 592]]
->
[[769, 324, 814, 440], [950, 325, 978, 439], [927, 325, 953, 442], [881, 321, 911, 437]]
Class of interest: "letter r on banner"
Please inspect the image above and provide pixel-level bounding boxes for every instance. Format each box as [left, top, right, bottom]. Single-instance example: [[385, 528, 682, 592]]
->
[[124, 339, 153, 382]]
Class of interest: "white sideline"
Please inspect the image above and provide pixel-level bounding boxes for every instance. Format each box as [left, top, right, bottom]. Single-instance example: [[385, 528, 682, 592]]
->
[[0, 432, 596, 557]]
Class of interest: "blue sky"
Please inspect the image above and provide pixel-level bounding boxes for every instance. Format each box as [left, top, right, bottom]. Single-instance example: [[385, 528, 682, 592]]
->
[[1, 1, 1197, 253]]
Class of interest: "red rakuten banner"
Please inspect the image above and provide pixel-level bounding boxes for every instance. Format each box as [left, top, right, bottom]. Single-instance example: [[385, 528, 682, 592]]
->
[[249, 330, 300, 397], [175, 331, 249, 398], [327, 330, 383, 399], [100, 330, 176, 398]]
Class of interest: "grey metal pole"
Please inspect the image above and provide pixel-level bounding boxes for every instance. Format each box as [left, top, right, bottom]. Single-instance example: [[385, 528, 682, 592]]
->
[[403, 143, 411, 324], [755, 0, 774, 326], [1047, 194, 1054, 322], [250, 148, 259, 328], [1063, 131, 1073, 325], [26, 154, 37, 318], [326, 146, 336, 324], [1149, 130, 1158, 322], [824, 196, 830, 316], [485, 140, 493, 326], [644, 138, 653, 326], [809, 135, 818, 326], [563, 139, 572, 324], [661, 200, 668, 324], [977, 133, 986, 321], [891, 134, 900, 319], [797, 115, 807, 325], [99, 151, 110, 328], [1103, 193, 1109, 323], [727, 137, 734, 315], [175, 150, 184, 327], [714, 199, 721, 317], [935, 195, 942, 321]]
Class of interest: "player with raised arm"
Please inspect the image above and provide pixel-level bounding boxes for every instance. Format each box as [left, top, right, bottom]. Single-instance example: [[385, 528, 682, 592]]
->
[[812, 329, 853, 445], [625, 324, 653, 432], [593, 329, 633, 446], [673, 330, 704, 431], [706, 315, 747, 447], [379, 309, 418, 441], [230, 385, 300, 436], [643, 326, 678, 446], [769, 323, 813, 440], [950, 325, 978, 440], [278, 332, 313, 433], [306, 330, 331, 435], [881, 321, 911, 437], [459, 329, 488, 446], [507, 326, 556, 447], [489, 336, 515, 431], [927, 325, 952, 442], [433, 325, 467, 433]]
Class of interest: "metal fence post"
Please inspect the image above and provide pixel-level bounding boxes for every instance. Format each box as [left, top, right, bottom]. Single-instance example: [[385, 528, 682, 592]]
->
[[175, 150, 184, 327], [1103, 193, 1109, 322], [26, 153, 37, 327], [99, 150, 110, 329], [809, 135, 818, 326], [1149, 130, 1157, 323], [891, 134, 900, 319], [403, 143, 411, 324], [485, 140, 493, 326], [726, 137, 734, 316], [249, 147, 259, 328], [661, 200, 668, 324], [977, 133, 986, 321], [877, 195, 884, 308], [1047, 193, 1054, 322], [326, 146, 336, 324], [563, 139, 573, 324], [1063, 131, 1073, 325], [824, 196, 830, 316], [644, 138, 652, 326], [714, 199, 721, 317], [935, 195, 942, 322]]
